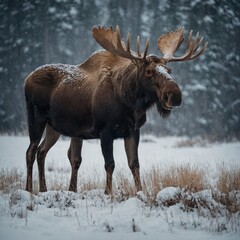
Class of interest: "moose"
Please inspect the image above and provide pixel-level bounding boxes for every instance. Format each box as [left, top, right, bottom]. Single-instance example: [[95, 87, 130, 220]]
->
[[24, 26, 207, 194]]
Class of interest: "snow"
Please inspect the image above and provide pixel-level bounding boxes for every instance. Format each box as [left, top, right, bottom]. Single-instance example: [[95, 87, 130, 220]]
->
[[33, 64, 83, 85], [0, 135, 239, 188], [48, 7, 56, 14], [0, 136, 240, 240], [35, 64, 78, 75], [156, 187, 181, 203], [197, 117, 208, 125], [69, 7, 78, 16], [0, 135, 239, 176], [155, 65, 173, 80], [203, 16, 214, 24], [61, 22, 73, 30], [186, 83, 207, 91], [1, 188, 239, 240]]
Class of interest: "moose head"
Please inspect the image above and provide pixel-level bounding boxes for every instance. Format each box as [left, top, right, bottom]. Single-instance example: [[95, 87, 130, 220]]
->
[[93, 26, 208, 118]]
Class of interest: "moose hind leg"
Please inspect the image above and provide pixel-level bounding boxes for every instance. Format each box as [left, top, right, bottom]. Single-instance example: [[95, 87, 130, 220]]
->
[[100, 131, 115, 195], [37, 124, 60, 192], [68, 138, 83, 192], [26, 101, 47, 192], [124, 130, 142, 192], [26, 142, 41, 193]]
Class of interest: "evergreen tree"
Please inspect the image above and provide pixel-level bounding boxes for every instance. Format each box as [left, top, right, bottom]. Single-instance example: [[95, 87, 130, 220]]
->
[[0, 0, 239, 139]]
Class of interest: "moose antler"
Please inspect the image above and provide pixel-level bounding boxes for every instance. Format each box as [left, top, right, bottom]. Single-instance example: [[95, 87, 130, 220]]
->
[[92, 25, 149, 61], [158, 27, 208, 63]]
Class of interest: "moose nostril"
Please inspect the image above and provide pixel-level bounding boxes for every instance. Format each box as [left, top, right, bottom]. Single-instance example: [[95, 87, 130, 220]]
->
[[166, 92, 173, 104], [172, 93, 182, 107], [163, 92, 182, 108], [164, 93, 170, 103]]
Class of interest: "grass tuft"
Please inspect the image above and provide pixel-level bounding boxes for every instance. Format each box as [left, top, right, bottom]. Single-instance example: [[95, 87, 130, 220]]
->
[[0, 168, 24, 192], [217, 166, 240, 194], [142, 165, 206, 204], [0, 165, 239, 213]]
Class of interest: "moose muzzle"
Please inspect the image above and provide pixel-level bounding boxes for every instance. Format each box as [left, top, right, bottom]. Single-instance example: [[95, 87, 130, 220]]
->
[[161, 81, 182, 110]]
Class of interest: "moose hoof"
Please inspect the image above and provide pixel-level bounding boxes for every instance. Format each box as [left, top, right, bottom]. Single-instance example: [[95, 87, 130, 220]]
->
[[39, 186, 47, 192], [69, 188, 77, 193], [104, 189, 111, 195]]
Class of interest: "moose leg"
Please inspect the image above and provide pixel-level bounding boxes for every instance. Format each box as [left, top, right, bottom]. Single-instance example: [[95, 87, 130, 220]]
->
[[68, 138, 83, 192], [37, 124, 60, 192], [26, 140, 42, 193], [124, 129, 142, 192], [100, 131, 115, 195], [26, 101, 46, 192]]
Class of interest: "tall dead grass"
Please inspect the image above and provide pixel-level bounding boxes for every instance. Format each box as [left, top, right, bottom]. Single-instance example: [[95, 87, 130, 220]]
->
[[0, 165, 239, 199], [143, 165, 206, 192], [0, 168, 24, 191], [217, 166, 240, 193], [141, 165, 206, 203], [214, 166, 240, 214]]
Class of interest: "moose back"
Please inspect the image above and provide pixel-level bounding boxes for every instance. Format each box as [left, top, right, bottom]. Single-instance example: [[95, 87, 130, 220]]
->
[[24, 26, 207, 194]]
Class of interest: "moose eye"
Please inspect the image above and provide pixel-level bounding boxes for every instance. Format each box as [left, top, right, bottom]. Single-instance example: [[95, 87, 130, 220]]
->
[[146, 69, 152, 76]]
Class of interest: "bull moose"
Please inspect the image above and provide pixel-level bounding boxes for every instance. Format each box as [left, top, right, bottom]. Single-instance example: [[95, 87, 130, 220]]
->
[[24, 26, 207, 194]]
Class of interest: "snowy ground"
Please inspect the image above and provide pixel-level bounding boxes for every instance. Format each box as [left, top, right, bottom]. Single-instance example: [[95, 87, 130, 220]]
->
[[0, 135, 239, 240]]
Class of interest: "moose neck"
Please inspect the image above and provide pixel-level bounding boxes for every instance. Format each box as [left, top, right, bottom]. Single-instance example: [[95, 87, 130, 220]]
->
[[112, 59, 157, 111], [112, 59, 142, 108]]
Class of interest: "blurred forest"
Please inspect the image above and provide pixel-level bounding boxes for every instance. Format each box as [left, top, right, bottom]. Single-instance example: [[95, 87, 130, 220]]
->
[[0, 0, 240, 139]]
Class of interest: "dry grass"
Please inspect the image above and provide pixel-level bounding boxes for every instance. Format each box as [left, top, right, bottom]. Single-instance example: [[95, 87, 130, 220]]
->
[[0, 168, 24, 192], [217, 166, 240, 194], [0, 165, 239, 200], [114, 171, 136, 201], [214, 166, 240, 214], [142, 165, 206, 203], [79, 178, 105, 192], [0, 164, 239, 231], [174, 137, 210, 148]]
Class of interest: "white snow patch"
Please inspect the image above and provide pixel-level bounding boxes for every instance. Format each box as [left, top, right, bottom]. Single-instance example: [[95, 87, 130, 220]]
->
[[69, 7, 77, 16], [155, 65, 173, 80], [197, 117, 208, 125], [136, 191, 148, 203], [156, 187, 181, 203], [61, 22, 73, 30], [34, 64, 83, 85], [186, 83, 207, 91], [203, 16, 214, 24], [1, 189, 239, 240], [48, 7, 56, 14]]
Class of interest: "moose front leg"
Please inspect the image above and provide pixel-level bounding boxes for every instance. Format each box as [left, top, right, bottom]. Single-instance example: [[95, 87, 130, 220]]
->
[[124, 129, 142, 192], [100, 130, 115, 195], [68, 138, 83, 192]]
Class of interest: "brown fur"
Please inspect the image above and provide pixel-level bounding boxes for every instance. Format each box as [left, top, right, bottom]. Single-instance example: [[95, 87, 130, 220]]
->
[[24, 26, 206, 194], [25, 50, 180, 193]]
